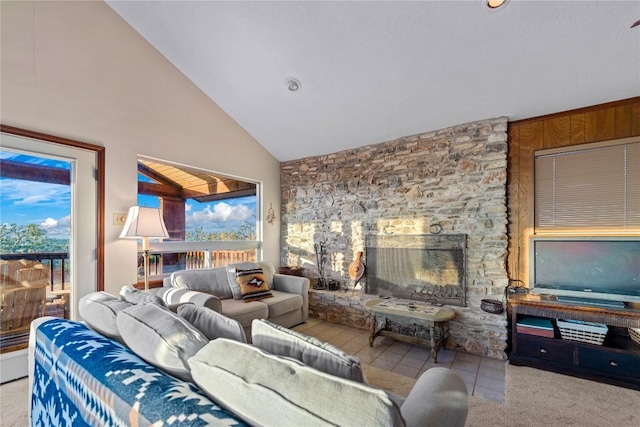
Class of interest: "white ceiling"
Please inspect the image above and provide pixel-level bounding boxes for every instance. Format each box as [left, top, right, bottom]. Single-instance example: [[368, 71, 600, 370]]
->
[[106, 0, 640, 162]]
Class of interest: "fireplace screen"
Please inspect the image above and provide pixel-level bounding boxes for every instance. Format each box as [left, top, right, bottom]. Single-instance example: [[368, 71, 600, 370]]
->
[[365, 234, 467, 306]]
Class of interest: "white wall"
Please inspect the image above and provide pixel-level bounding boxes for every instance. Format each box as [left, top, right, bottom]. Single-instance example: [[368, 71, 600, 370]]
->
[[1, 1, 281, 295]]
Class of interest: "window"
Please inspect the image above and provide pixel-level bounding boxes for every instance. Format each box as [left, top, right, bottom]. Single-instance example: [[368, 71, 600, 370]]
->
[[534, 137, 640, 233], [136, 157, 260, 277]]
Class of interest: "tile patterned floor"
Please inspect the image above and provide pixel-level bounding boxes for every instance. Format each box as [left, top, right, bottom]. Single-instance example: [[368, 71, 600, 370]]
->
[[293, 318, 506, 404]]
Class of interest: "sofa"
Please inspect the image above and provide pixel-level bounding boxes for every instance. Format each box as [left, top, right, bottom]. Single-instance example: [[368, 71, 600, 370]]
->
[[28, 295, 469, 427], [153, 261, 309, 336]]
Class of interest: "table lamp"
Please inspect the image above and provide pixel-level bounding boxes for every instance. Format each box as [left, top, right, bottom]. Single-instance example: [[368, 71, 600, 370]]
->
[[119, 206, 169, 291]]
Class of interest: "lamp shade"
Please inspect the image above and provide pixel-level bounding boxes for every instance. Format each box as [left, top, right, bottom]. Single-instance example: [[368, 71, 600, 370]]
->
[[119, 206, 169, 240]]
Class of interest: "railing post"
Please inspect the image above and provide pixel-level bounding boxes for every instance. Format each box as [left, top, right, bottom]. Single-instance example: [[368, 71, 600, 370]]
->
[[204, 250, 211, 268], [61, 259, 66, 290]]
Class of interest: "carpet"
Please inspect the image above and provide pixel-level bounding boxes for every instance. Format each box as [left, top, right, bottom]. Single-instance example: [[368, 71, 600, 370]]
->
[[2, 365, 639, 426], [466, 365, 639, 427], [364, 363, 639, 427], [0, 377, 28, 427]]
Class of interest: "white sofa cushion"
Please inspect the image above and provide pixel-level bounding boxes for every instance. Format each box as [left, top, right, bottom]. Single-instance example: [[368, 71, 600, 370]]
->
[[78, 292, 133, 342], [119, 285, 166, 306], [177, 304, 247, 343], [116, 303, 208, 382], [220, 298, 269, 328], [170, 266, 233, 299], [189, 339, 404, 427], [261, 290, 303, 318], [155, 287, 222, 312], [251, 319, 365, 382]]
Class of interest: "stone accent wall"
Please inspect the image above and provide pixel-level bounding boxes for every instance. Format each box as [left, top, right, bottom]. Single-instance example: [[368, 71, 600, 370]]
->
[[281, 117, 509, 360]]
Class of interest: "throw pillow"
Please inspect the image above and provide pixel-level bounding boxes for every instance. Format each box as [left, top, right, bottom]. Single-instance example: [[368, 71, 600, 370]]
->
[[251, 319, 365, 382], [78, 292, 133, 342], [226, 261, 276, 300], [177, 304, 247, 343], [119, 285, 166, 306], [116, 303, 209, 382], [235, 268, 273, 303], [188, 339, 403, 427]]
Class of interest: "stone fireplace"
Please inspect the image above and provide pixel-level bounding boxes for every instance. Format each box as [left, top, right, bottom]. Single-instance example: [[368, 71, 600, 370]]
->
[[280, 117, 509, 360], [365, 234, 467, 306]]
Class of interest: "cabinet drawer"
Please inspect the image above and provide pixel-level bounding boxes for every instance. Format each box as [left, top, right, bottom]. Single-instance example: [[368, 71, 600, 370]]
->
[[579, 347, 640, 378], [516, 335, 574, 364]]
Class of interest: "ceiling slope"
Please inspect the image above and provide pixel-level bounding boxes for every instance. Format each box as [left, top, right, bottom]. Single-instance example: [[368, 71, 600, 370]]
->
[[107, 1, 640, 161]]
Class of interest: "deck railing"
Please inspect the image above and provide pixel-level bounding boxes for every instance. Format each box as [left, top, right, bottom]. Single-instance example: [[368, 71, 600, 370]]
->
[[142, 240, 260, 279], [1, 246, 259, 286], [144, 250, 257, 277], [0, 252, 68, 291]]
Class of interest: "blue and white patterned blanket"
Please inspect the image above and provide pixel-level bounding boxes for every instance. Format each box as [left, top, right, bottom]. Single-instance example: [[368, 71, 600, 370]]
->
[[32, 318, 247, 426]]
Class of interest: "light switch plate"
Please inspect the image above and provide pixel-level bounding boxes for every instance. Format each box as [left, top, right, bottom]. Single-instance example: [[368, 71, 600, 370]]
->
[[113, 213, 128, 225]]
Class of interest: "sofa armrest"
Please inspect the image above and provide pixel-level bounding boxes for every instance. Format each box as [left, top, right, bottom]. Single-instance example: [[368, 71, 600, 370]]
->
[[28, 316, 58, 425], [272, 274, 310, 321], [400, 367, 468, 427], [272, 273, 309, 294], [154, 287, 222, 313]]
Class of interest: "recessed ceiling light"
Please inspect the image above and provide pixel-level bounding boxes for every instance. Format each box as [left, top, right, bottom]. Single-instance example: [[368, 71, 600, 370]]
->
[[286, 78, 301, 92]]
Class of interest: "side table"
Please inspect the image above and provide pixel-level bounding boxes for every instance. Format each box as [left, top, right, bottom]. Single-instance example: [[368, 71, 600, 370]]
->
[[365, 299, 455, 363]]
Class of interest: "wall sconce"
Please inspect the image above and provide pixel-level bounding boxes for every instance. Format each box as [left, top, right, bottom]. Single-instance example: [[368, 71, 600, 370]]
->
[[119, 206, 169, 291], [487, 0, 507, 9], [267, 203, 277, 225]]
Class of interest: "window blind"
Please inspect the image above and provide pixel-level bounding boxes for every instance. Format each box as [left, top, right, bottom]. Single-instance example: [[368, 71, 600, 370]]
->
[[534, 139, 640, 232]]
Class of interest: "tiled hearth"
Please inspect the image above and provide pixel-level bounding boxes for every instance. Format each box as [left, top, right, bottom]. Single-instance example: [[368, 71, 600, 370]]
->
[[293, 318, 506, 404]]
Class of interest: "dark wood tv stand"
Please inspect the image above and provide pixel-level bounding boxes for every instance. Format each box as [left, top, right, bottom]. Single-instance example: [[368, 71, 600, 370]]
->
[[508, 294, 640, 390]]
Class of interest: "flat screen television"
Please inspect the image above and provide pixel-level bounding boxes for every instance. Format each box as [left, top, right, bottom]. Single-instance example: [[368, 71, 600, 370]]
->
[[529, 236, 640, 305]]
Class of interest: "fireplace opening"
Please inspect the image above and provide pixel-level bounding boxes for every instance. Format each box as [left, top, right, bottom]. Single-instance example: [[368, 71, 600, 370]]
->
[[364, 234, 467, 306]]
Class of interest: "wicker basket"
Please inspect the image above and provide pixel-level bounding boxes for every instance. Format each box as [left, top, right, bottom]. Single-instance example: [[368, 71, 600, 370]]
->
[[557, 319, 608, 345], [480, 299, 504, 314], [629, 327, 640, 346]]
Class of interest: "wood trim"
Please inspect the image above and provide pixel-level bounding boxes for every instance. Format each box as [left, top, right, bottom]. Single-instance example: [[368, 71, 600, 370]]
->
[[0, 125, 106, 291], [507, 97, 640, 288], [510, 97, 640, 127]]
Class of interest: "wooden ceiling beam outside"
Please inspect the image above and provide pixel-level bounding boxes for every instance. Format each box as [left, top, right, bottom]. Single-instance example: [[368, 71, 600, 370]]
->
[[137, 160, 257, 202], [181, 179, 256, 198], [138, 163, 182, 188], [192, 188, 257, 203], [138, 181, 182, 198], [0, 159, 70, 185]]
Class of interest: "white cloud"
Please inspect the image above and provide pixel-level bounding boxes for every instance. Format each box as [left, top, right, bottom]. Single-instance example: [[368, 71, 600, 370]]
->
[[186, 202, 253, 229], [0, 178, 70, 207], [40, 217, 58, 229], [40, 215, 71, 238], [185, 203, 192, 212]]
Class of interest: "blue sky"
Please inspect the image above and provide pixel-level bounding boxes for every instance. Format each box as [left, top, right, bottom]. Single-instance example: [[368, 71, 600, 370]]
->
[[0, 150, 257, 239], [0, 151, 71, 239]]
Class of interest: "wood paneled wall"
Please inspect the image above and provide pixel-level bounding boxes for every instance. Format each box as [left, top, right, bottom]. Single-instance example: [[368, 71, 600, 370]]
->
[[507, 97, 640, 287]]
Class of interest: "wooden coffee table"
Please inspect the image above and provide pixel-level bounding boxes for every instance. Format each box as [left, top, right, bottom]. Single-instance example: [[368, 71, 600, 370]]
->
[[365, 299, 455, 363]]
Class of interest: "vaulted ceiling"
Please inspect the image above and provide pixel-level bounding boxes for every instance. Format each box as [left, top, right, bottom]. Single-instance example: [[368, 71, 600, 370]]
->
[[107, 1, 640, 162]]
